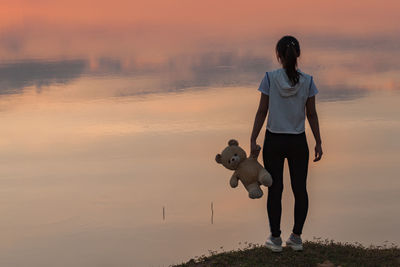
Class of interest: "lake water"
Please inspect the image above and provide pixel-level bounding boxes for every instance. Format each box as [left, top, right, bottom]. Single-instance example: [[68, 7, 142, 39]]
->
[[0, 1, 400, 266]]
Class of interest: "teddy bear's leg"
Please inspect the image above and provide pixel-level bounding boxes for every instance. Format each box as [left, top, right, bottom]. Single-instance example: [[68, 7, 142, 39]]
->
[[247, 183, 263, 199], [258, 168, 273, 187]]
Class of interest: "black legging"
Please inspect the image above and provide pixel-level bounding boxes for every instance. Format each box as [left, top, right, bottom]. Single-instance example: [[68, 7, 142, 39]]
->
[[262, 130, 309, 237]]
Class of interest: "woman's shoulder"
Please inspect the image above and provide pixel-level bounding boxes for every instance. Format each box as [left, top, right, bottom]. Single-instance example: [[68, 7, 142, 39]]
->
[[266, 68, 314, 83], [265, 68, 284, 80], [267, 68, 284, 75]]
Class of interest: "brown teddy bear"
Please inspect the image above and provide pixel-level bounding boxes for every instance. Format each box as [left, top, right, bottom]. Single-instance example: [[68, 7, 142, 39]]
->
[[215, 139, 273, 199]]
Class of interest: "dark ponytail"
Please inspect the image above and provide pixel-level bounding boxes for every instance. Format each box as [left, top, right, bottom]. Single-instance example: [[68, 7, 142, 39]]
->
[[276, 36, 301, 86]]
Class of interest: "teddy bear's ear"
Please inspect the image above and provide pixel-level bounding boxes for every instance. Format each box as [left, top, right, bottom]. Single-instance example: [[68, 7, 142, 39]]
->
[[228, 139, 239, 146], [215, 154, 222, 164]]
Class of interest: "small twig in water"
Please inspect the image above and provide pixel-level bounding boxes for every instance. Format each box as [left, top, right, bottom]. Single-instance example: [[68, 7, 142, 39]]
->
[[211, 201, 214, 224]]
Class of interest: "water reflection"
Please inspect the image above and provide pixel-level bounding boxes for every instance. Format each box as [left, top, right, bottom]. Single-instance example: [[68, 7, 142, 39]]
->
[[0, 47, 389, 102], [0, 82, 399, 266], [0, 60, 85, 95]]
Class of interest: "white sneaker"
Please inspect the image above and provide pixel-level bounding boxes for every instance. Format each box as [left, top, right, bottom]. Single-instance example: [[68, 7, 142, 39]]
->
[[265, 235, 283, 252], [286, 233, 303, 251]]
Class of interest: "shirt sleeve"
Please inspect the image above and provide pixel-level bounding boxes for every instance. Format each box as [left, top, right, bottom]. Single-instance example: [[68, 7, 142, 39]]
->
[[308, 76, 319, 97], [258, 72, 270, 95]]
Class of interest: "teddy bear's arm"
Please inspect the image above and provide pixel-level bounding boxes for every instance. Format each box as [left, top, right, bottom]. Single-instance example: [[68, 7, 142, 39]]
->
[[229, 172, 239, 188]]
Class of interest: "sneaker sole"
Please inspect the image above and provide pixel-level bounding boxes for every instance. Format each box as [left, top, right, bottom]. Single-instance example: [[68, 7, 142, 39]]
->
[[286, 242, 303, 251], [265, 242, 283, 252]]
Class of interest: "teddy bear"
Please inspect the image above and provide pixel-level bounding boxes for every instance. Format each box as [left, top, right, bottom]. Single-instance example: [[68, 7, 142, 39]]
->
[[215, 139, 273, 199]]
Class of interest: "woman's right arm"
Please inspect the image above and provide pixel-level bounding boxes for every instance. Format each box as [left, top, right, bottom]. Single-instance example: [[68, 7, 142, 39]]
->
[[306, 96, 323, 162]]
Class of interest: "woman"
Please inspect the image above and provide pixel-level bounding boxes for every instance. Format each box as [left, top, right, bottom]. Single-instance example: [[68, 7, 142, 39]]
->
[[250, 36, 323, 252]]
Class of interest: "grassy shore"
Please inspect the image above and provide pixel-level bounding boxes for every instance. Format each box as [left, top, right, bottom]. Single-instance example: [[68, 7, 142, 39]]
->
[[174, 239, 400, 267]]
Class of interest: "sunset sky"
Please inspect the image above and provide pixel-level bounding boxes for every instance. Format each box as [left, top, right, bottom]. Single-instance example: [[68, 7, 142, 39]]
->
[[1, 0, 399, 61]]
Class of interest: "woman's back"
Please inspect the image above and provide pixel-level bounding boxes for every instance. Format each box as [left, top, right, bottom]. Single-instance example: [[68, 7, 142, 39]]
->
[[258, 68, 318, 134]]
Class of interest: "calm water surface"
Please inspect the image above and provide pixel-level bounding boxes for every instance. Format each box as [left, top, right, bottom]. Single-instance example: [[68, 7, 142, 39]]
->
[[0, 1, 400, 266]]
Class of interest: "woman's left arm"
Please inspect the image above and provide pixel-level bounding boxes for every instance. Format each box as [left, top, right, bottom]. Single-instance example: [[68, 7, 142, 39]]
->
[[250, 93, 269, 157]]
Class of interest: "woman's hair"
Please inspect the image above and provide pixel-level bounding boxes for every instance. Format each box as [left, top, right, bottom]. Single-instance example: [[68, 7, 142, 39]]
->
[[276, 35, 301, 86]]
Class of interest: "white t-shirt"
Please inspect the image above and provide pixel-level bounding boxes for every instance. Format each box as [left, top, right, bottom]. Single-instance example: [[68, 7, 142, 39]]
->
[[258, 68, 318, 134]]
